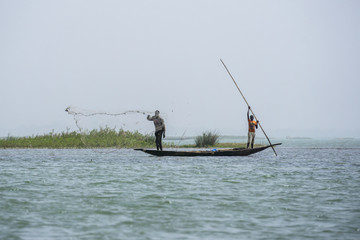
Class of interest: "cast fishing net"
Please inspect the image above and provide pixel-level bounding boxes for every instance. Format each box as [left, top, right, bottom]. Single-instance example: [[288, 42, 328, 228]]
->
[[65, 106, 165, 149]]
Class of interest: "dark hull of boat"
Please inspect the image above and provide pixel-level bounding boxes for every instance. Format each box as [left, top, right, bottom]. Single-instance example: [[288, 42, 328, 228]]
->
[[134, 143, 281, 157]]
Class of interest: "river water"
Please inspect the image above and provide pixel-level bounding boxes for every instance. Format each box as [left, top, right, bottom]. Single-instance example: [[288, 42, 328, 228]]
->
[[1, 139, 359, 240]]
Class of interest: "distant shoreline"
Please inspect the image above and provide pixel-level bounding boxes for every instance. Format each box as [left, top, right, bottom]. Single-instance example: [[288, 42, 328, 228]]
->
[[1, 129, 359, 149]]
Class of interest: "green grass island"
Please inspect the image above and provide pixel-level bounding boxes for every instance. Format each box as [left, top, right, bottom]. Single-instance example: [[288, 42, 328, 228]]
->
[[0, 128, 263, 149]]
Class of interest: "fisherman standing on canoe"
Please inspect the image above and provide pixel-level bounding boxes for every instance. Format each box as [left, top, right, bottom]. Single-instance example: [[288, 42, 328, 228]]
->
[[147, 110, 166, 151], [247, 106, 259, 149]]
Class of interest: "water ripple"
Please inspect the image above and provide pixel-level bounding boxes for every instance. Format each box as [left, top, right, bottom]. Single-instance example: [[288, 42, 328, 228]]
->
[[0, 148, 359, 239]]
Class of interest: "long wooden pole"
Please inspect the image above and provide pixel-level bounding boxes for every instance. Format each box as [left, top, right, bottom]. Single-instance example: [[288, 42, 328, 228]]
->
[[220, 59, 277, 156]]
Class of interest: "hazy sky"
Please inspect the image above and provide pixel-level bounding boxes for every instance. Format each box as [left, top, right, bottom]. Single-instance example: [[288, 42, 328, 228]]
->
[[1, 0, 359, 138]]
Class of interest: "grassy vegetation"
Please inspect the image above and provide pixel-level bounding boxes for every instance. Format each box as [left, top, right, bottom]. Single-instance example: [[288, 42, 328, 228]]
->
[[0, 128, 263, 149], [0, 128, 161, 149], [195, 131, 220, 147]]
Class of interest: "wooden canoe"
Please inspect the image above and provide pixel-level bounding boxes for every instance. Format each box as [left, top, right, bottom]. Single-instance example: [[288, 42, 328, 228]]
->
[[134, 143, 281, 157]]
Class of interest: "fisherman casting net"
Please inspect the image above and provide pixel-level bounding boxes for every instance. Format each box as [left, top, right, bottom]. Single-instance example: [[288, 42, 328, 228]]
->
[[65, 106, 165, 148]]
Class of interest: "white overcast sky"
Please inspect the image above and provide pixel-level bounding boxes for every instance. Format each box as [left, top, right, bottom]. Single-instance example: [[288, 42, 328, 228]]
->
[[1, 0, 359, 138]]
